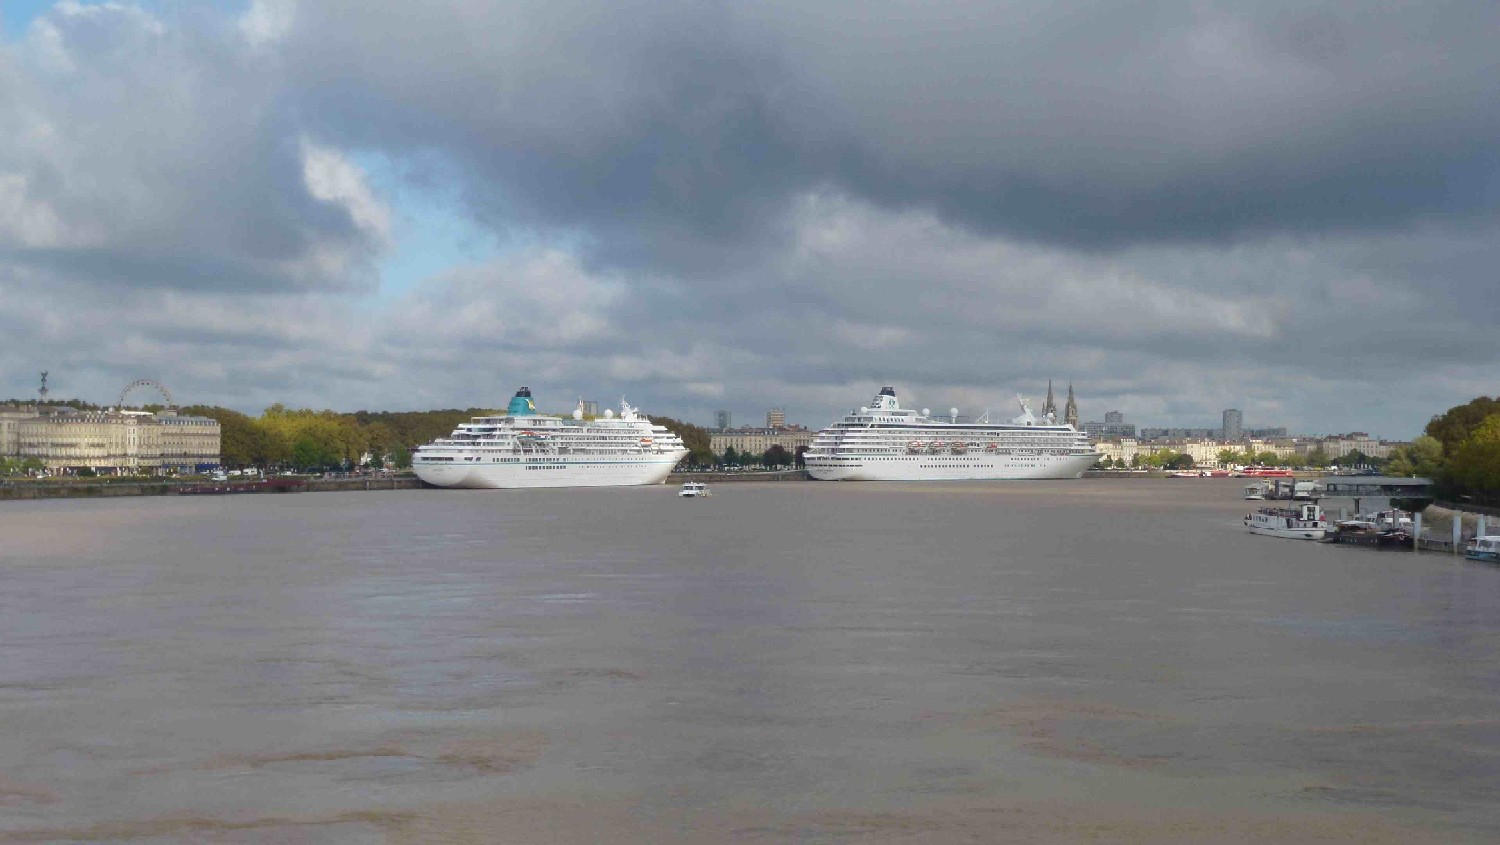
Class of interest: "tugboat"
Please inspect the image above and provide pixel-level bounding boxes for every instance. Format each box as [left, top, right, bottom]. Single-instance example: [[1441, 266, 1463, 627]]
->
[[1244, 502, 1328, 540]]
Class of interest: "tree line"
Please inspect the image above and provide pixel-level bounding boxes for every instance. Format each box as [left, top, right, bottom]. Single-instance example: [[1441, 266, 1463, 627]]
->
[[1394, 396, 1500, 505], [719, 444, 801, 468], [1093, 446, 1384, 471]]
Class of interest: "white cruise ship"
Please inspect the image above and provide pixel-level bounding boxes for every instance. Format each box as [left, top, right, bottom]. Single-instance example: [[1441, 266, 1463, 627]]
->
[[803, 386, 1100, 481], [412, 387, 688, 489]]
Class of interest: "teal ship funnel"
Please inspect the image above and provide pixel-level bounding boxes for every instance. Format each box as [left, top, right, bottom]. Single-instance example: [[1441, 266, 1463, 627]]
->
[[507, 386, 537, 416]]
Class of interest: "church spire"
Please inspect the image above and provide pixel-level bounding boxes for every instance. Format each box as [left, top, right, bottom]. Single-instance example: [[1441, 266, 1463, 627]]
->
[[1064, 383, 1079, 429], [1041, 380, 1057, 418]]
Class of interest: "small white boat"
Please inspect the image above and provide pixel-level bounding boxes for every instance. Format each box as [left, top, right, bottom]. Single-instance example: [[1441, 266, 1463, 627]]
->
[[1465, 535, 1500, 563], [679, 481, 710, 498], [1244, 502, 1328, 540]]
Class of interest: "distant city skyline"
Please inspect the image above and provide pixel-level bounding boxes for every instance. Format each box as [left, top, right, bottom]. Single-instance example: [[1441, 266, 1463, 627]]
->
[[7, 376, 1408, 442]]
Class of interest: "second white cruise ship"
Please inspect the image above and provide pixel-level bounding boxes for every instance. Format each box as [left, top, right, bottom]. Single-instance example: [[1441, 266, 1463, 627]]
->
[[413, 387, 688, 489], [803, 386, 1100, 481]]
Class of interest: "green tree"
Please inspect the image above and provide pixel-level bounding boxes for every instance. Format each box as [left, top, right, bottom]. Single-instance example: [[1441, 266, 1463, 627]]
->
[[1331, 449, 1375, 468], [362, 421, 395, 466], [1386, 435, 1443, 478], [290, 437, 337, 471], [180, 405, 268, 467], [649, 416, 714, 466], [763, 445, 793, 467], [262, 406, 366, 468], [1446, 415, 1500, 500], [1425, 397, 1500, 456], [391, 445, 413, 470], [1305, 446, 1330, 468], [722, 446, 740, 466], [1165, 452, 1195, 470]]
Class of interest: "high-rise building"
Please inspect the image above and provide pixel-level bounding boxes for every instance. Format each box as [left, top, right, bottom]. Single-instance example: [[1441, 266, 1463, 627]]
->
[[766, 408, 785, 429], [582, 400, 599, 418], [1222, 408, 1243, 441], [715, 410, 732, 430], [1083, 411, 1135, 439]]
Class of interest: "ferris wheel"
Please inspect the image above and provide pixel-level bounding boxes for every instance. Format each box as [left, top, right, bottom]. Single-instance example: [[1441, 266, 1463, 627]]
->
[[117, 379, 174, 410]]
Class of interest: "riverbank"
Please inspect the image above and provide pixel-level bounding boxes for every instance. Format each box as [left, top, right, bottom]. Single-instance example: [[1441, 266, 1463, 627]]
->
[[0, 475, 423, 500], [1, 471, 810, 500], [666, 470, 808, 483]]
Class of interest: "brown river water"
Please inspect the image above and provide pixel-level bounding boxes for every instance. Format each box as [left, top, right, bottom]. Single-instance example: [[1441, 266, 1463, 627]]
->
[[1, 479, 1498, 843]]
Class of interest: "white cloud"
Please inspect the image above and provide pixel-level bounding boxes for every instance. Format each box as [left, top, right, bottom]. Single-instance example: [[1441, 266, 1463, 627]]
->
[[300, 139, 392, 243], [390, 248, 624, 349], [239, 0, 297, 48]]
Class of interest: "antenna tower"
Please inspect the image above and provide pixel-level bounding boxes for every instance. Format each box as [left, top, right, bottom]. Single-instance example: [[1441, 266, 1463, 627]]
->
[[38, 371, 49, 403]]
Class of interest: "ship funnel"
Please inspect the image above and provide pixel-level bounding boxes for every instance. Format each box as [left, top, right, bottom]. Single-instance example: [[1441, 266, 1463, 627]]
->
[[507, 387, 537, 416]]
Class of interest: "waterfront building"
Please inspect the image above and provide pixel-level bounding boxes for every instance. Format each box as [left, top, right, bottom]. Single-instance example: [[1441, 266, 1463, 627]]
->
[[1223, 409, 1244, 441], [3, 406, 220, 475], [1094, 439, 1144, 466], [1246, 439, 1299, 461], [1316, 432, 1383, 459], [710, 426, 815, 459], [1096, 438, 1232, 468], [0, 403, 37, 457]]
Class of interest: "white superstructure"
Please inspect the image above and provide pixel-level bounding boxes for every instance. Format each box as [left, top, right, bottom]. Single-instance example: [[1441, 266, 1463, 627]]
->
[[803, 387, 1100, 481], [1243, 502, 1328, 540], [413, 387, 688, 489]]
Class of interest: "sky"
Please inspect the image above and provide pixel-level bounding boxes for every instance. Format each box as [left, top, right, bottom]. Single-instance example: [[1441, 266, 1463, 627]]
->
[[1, 1, 1496, 439]]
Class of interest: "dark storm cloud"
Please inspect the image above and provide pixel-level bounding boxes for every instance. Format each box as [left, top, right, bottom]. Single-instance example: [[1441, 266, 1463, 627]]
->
[[276, 0, 1500, 266]]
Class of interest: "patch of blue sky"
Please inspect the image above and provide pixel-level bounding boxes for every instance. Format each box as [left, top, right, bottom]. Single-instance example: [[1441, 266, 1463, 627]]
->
[[2, 0, 207, 41], [2, 0, 60, 38], [354, 150, 507, 299]]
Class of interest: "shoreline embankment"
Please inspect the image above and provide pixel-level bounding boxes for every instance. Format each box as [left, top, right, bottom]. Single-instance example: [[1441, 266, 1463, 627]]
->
[[0, 476, 424, 500], [2, 470, 810, 501]]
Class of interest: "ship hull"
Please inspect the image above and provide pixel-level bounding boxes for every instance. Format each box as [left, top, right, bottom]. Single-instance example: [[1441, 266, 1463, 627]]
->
[[414, 451, 686, 489], [805, 452, 1098, 481], [1245, 522, 1327, 540]]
